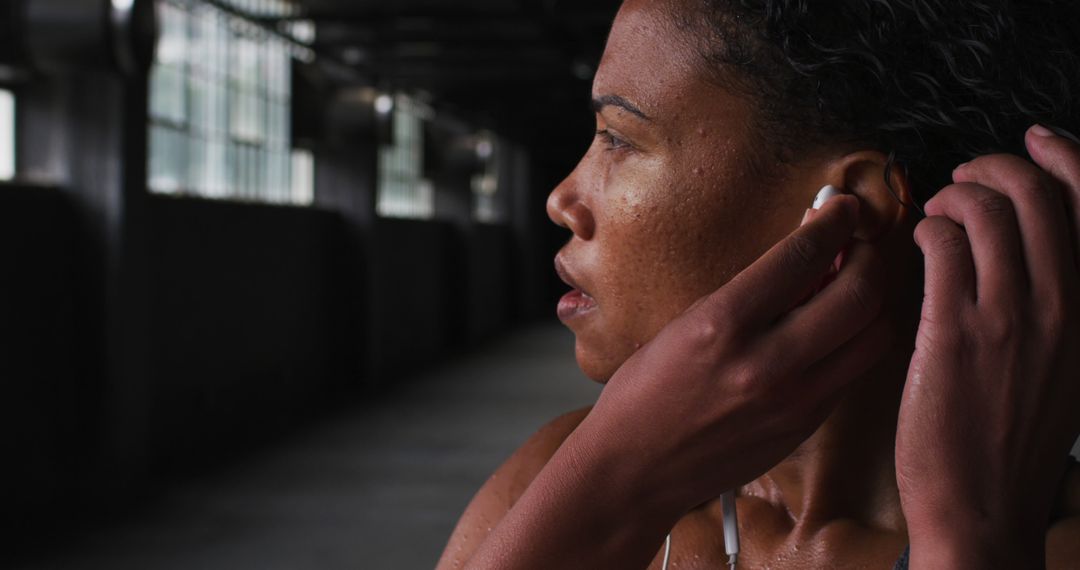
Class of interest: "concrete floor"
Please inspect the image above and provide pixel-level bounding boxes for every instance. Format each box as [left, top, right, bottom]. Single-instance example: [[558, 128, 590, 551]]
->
[[18, 323, 600, 570]]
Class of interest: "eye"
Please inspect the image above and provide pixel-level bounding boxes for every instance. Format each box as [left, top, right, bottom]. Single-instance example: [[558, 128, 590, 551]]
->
[[595, 129, 631, 151]]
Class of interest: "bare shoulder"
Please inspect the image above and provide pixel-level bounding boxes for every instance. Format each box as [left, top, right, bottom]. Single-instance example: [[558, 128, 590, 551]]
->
[[435, 406, 593, 569], [493, 406, 594, 501], [1047, 458, 1080, 569]]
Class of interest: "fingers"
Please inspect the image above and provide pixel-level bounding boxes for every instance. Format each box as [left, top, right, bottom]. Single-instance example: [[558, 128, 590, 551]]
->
[[922, 182, 1026, 304], [914, 215, 976, 315], [953, 146, 1078, 300], [708, 195, 860, 327], [1026, 125, 1080, 274], [768, 237, 885, 366]]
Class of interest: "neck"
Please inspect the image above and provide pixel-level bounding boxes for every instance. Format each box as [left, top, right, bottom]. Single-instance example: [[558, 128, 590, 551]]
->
[[745, 345, 911, 534], [743, 221, 924, 535]]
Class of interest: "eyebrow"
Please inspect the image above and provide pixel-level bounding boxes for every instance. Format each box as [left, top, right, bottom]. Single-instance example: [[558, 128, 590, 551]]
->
[[591, 95, 651, 121]]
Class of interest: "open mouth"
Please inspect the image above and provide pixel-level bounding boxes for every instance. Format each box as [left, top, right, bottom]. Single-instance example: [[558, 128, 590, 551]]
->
[[555, 256, 598, 321], [557, 288, 597, 321]]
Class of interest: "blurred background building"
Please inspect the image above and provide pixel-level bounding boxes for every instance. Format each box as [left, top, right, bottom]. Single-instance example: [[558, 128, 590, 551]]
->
[[0, 0, 619, 567]]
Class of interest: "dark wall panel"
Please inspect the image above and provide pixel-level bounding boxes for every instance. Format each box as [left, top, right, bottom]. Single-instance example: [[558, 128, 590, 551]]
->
[[145, 196, 358, 472], [0, 185, 85, 524], [465, 224, 512, 341], [367, 219, 452, 380], [0, 186, 521, 530]]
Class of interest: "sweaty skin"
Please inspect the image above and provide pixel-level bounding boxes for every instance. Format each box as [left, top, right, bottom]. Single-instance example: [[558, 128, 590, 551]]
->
[[545, 13, 797, 381], [437, 0, 1080, 568]]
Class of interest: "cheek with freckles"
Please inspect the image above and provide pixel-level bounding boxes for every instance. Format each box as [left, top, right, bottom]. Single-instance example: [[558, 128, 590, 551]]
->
[[591, 162, 758, 351], [572, 131, 802, 381]]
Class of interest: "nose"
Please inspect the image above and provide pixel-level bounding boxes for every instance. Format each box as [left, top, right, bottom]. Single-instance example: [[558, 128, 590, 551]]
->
[[546, 169, 596, 240]]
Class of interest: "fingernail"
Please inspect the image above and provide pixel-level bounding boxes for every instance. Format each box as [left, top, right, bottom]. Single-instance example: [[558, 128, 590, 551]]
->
[[1030, 124, 1054, 138], [812, 185, 841, 210], [800, 208, 812, 226]]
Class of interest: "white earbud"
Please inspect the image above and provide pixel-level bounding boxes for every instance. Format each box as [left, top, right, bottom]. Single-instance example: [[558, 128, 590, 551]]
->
[[812, 185, 842, 209]]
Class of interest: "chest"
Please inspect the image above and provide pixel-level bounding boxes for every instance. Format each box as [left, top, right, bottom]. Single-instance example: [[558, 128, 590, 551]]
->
[[645, 502, 908, 570]]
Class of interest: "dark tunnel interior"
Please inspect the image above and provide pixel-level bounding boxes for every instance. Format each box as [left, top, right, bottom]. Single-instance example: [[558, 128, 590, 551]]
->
[[0, 0, 620, 566]]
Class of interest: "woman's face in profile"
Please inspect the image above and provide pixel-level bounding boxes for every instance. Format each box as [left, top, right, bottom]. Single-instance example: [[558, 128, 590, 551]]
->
[[547, 0, 814, 381]]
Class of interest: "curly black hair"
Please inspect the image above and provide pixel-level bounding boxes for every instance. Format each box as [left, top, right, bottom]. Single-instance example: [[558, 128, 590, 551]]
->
[[678, 0, 1080, 207]]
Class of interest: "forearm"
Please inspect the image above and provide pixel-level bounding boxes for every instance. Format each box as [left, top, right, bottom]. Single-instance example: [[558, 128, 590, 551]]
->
[[464, 420, 682, 569]]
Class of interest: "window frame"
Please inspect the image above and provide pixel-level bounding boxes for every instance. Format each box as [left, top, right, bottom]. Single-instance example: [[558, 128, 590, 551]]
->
[[376, 93, 434, 220], [147, 0, 311, 205], [472, 132, 506, 224], [0, 85, 16, 182]]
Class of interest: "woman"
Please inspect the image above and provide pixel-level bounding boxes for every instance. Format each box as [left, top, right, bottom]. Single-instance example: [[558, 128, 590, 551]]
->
[[438, 0, 1080, 567]]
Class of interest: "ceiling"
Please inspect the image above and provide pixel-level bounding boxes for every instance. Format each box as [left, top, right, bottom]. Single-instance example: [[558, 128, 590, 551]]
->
[[287, 0, 622, 140]]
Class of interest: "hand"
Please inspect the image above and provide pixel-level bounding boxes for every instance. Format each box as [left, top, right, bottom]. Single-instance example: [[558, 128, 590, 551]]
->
[[578, 194, 891, 516], [464, 195, 894, 569], [897, 126, 1080, 568]]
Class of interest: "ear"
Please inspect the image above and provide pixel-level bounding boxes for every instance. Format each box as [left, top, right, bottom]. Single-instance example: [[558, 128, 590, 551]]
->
[[821, 151, 913, 241]]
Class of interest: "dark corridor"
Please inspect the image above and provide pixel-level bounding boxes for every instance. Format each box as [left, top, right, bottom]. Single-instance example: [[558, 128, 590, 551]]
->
[[0, 0, 619, 566]]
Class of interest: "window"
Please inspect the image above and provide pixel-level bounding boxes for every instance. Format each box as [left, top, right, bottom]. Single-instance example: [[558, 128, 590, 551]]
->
[[148, 0, 313, 205], [0, 88, 13, 182], [377, 94, 434, 219], [290, 148, 314, 204], [472, 133, 503, 223]]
